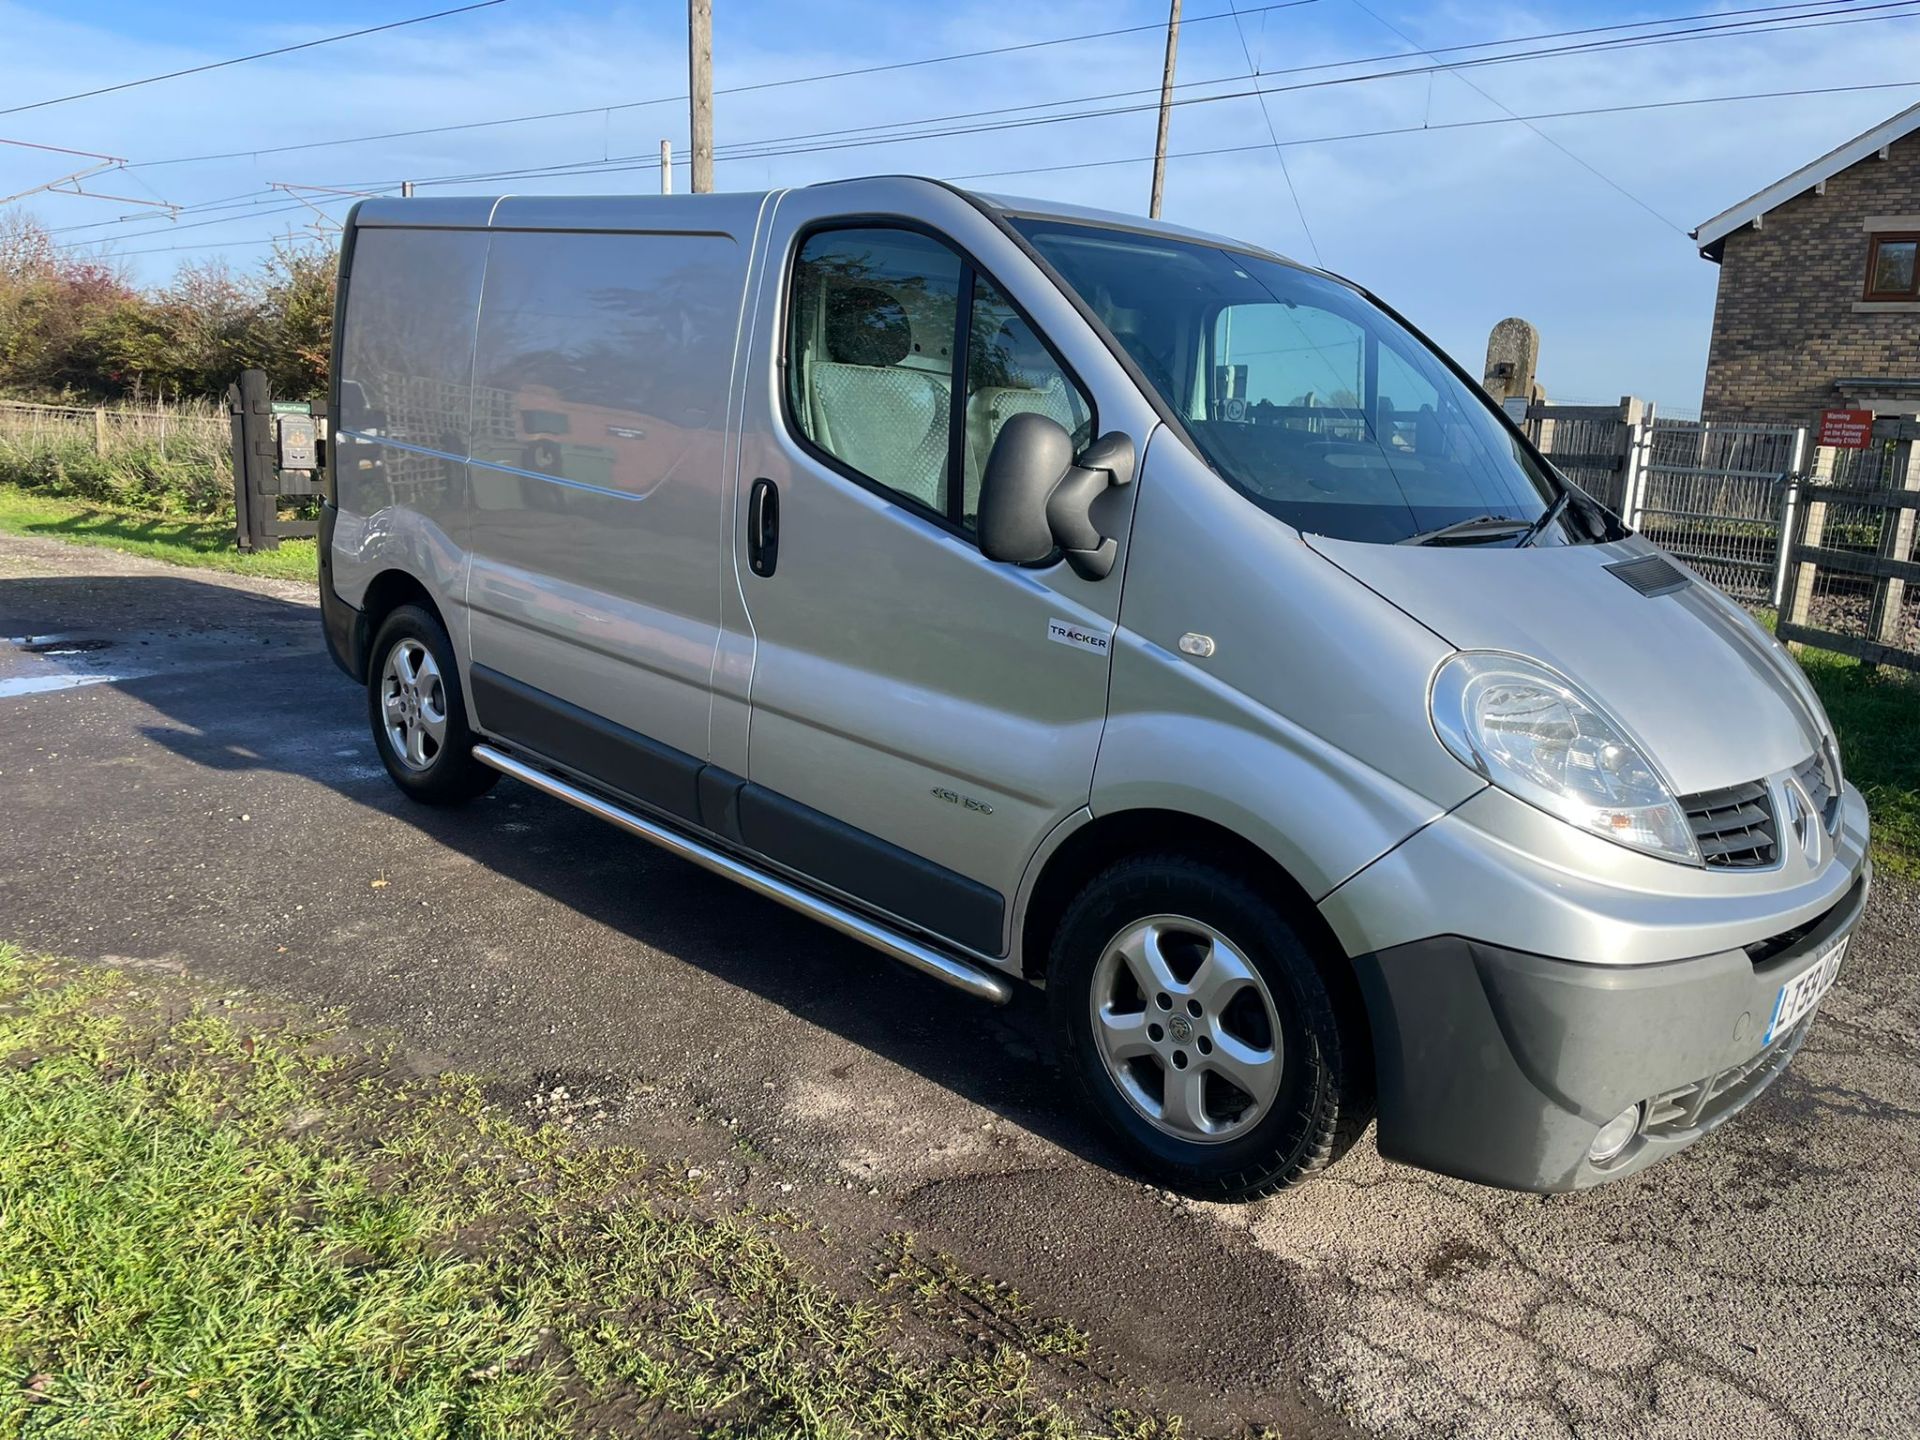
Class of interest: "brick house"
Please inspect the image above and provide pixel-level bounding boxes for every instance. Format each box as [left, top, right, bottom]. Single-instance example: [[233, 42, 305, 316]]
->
[[1693, 102, 1920, 425]]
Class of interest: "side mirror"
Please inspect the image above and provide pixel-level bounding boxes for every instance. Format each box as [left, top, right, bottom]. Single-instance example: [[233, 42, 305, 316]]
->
[[977, 413, 1135, 580]]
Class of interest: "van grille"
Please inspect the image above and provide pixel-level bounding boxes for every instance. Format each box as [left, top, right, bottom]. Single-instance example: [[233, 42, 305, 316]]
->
[[1680, 779, 1777, 868], [1793, 753, 1838, 831]]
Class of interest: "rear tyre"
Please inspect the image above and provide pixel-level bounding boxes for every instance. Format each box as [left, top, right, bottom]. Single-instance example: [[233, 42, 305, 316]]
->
[[367, 604, 498, 805], [1048, 854, 1372, 1201]]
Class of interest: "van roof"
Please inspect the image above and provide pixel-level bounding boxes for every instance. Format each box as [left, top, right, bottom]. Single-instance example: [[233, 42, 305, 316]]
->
[[347, 175, 1292, 265]]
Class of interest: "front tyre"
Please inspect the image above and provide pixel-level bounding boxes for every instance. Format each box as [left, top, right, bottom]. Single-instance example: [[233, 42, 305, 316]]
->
[[1048, 855, 1371, 1200], [367, 604, 498, 805]]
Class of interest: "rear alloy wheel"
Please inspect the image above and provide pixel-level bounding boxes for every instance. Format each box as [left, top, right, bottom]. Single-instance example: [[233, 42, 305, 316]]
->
[[1050, 854, 1371, 1200], [380, 636, 449, 773], [366, 604, 498, 805]]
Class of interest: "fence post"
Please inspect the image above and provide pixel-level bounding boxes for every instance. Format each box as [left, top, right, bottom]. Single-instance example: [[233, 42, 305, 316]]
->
[[1771, 426, 1808, 609], [1866, 431, 1917, 665], [92, 407, 107, 458], [227, 369, 276, 551]]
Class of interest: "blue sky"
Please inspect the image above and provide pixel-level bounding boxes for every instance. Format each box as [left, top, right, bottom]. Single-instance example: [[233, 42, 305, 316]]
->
[[4, 0, 1918, 411]]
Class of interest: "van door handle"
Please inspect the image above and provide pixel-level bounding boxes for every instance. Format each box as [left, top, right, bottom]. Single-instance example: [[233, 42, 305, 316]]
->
[[748, 477, 780, 577]]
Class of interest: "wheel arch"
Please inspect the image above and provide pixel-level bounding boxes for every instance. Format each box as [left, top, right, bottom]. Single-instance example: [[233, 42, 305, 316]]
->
[[349, 569, 445, 682], [1020, 808, 1354, 988], [1027, 806, 1378, 1192]]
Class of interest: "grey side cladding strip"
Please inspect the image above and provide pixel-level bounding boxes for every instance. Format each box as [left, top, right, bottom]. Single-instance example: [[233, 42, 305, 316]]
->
[[737, 785, 1005, 957], [468, 666, 1006, 955], [470, 664, 704, 825]]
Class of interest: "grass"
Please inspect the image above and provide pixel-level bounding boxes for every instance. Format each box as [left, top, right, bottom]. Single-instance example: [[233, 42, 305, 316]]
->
[[1795, 645, 1920, 880], [0, 945, 1179, 1440], [0, 484, 316, 582]]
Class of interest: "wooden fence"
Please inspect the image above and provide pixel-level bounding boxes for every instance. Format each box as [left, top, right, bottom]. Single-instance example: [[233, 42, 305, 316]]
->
[[0, 397, 228, 459]]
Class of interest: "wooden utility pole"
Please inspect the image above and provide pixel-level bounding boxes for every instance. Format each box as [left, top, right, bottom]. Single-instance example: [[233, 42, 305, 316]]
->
[[688, 0, 714, 194], [1149, 0, 1181, 218]]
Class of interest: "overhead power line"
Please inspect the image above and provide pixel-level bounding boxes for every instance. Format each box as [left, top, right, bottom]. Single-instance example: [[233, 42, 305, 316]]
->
[[1344, 0, 1684, 231], [1226, 0, 1323, 264], [117, 0, 1862, 174], [123, 1, 1323, 171], [47, 0, 1889, 248], [943, 78, 1920, 182], [0, 1, 511, 118], [69, 72, 1920, 261], [394, 0, 1915, 188], [54, 3, 1920, 253], [320, 1, 1920, 192], [86, 73, 1920, 260]]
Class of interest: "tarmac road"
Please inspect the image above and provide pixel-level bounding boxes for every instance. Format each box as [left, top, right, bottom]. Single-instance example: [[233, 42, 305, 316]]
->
[[2, 530, 1915, 1439]]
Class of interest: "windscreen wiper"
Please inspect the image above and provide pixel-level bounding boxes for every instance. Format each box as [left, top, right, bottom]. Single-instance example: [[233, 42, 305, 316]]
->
[[1397, 514, 1532, 547], [1518, 489, 1573, 548]]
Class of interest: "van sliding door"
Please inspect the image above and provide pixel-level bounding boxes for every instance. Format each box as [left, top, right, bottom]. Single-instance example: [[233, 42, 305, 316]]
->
[[463, 215, 756, 823]]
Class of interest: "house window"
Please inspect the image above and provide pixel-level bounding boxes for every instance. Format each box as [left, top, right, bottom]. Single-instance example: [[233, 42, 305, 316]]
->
[[1863, 233, 1920, 301]]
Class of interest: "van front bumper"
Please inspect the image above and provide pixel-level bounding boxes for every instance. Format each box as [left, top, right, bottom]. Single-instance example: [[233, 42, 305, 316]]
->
[[1351, 865, 1867, 1191], [1325, 780, 1872, 1192]]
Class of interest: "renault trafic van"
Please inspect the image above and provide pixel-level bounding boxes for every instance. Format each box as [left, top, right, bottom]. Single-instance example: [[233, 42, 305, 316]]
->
[[319, 178, 1869, 1199]]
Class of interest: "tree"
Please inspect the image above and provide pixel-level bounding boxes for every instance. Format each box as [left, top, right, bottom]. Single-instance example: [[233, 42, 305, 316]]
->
[[0, 210, 340, 403], [255, 240, 335, 400]]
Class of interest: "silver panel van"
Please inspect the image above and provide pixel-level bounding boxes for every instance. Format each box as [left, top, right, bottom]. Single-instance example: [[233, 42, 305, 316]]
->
[[319, 178, 1870, 1199]]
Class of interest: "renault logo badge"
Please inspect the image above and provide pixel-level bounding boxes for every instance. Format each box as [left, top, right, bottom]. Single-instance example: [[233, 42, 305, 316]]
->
[[1782, 775, 1823, 870]]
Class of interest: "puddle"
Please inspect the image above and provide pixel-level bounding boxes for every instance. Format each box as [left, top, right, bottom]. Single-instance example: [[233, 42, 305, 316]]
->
[[0, 672, 134, 698]]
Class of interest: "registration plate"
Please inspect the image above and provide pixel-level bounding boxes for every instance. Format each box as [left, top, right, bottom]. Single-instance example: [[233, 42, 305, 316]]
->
[[1764, 935, 1849, 1045]]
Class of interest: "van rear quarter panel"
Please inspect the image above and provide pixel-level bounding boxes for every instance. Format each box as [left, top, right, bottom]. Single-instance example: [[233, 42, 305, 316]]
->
[[331, 219, 491, 625]]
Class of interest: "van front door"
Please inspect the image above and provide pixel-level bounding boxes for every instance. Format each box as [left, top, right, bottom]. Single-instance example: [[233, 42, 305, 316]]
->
[[727, 184, 1156, 958]]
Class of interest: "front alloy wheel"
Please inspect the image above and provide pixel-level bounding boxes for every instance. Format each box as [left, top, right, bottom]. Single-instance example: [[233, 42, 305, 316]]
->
[[1091, 915, 1283, 1144], [1049, 854, 1371, 1200]]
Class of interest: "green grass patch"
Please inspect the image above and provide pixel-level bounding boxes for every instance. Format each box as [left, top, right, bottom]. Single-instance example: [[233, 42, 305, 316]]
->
[[0, 484, 315, 582], [1795, 646, 1920, 880], [0, 946, 1177, 1439]]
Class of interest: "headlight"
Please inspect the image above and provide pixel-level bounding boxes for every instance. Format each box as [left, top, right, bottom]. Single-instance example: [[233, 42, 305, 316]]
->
[[1431, 652, 1701, 865]]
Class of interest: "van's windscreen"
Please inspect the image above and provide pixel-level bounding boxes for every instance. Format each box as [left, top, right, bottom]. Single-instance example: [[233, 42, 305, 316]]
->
[[1011, 219, 1570, 546]]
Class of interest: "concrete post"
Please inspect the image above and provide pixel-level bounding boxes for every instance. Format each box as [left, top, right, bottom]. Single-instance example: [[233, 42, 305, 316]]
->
[[1617, 395, 1650, 527], [1481, 318, 1540, 406]]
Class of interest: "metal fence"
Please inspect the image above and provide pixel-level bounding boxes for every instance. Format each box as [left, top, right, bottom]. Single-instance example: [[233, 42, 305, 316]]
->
[[1521, 399, 1806, 606], [1779, 421, 1919, 672], [1637, 420, 1805, 604]]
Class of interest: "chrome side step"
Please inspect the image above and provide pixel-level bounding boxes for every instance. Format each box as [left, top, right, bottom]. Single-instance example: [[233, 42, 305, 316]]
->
[[471, 744, 1014, 1004]]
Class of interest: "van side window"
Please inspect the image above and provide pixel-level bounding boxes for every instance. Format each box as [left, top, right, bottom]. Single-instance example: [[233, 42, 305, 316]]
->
[[787, 229, 962, 518], [963, 277, 1092, 524]]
